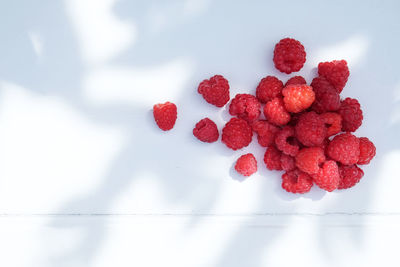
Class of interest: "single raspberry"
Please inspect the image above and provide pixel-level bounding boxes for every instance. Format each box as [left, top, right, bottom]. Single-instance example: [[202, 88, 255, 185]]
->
[[275, 126, 299, 156], [264, 97, 291, 126], [285, 76, 307, 87], [235, 153, 258, 176], [280, 154, 296, 171], [256, 76, 283, 103], [339, 98, 363, 132], [311, 160, 340, 192], [252, 120, 280, 147], [320, 112, 342, 137], [264, 146, 283, 171], [229, 94, 261, 122], [327, 133, 360, 165], [153, 102, 177, 131], [295, 147, 325, 174], [295, 111, 327, 146], [338, 164, 364, 189], [318, 60, 349, 93], [193, 118, 219, 143], [358, 137, 376, 165], [221, 118, 253, 150], [282, 84, 315, 113], [310, 76, 340, 113], [198, 75, 230, 107], [273, 38, 306, 74], [282, 169, 313, 194]]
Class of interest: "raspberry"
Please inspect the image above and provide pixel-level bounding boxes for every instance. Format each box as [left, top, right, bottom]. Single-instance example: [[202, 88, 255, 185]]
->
[[295, 111, 327, 146], [327, 133, 360, 165], [280, 154, 296, 171], [229, 94, 261, 122], [282, 169, 313, 194], [285, 76, 307, 87], [252, 120, 280, 147], [264, 97, 291, 126], [318, 60, 349, 93], [153, 102, 177, 131], [295, 147, 325, 174], [221, 118, 253, 150], [193, 118, 219, 143], [275, 126, 299, 156], [358, 137, 376, 165], [320, 138, 330, 152], [198, 75, 230, 107], [273, 38, 306, 74], [310, 76, 340, 113], [282, 84, 315, 113], [256, 76, 283, 103], [339, 98, 363, 132], [338, 164, 364, 189], [320, 112, 342, 137], [235, 153, 258, 176], [264, 146, 283, 170], [311, 160, 340, 192]]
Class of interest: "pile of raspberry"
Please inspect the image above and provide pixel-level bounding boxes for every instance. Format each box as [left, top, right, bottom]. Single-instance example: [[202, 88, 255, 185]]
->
[[153, 38, 376, 194]]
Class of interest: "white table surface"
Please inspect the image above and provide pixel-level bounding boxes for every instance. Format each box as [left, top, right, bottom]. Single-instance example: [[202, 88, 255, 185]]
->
[[1, 0, 400, 266]]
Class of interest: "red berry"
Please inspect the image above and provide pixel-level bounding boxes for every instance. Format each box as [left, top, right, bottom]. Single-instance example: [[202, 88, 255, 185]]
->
[[264, 146, 283, 171], [264, 97, 291, 126], [198, 75, 230, 107], [338, 164, 364, 189], [282, 169, 313, 194], [282, 84, 315, 113], [256, 76, 283, 103], [318, 60, 349, 93], [235, 153, 258, 176], [311, 160, 340, 192], [221, 118, 253, 150], [193, 118, 219, 143], [229, 94, 261, 122], [285, 76, 307, 87], [339, 98, 363, 132], [280, 154, 296, 171], [358, 137, 376, 165], [311, 76, 340, 113], [275, 126, 299, 157], [273, 38, 306, 74], [327, 133, 360, 165], [295, 111, 327, 146], [320, 112, 342, 137], [252, 120, 280, 147], [153, 102, 177, 131], [295, 147, 326, 175]]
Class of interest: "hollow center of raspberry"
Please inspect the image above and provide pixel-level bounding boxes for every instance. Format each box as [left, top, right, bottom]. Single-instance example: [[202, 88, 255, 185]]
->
[[287, 136, 297, 146]]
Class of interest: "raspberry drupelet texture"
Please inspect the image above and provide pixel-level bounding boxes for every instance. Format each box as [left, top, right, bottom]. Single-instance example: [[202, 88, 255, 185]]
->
[[198, 75, 230, 107], [358, 137, 376, 165], [295, 111, 327, 146], [282, 84, 315, 113], [235, 153, 258, 176], [252, 120, 280, 147], [193, 118, 219, 143], [273, 38, 306, 74], [339, 98, 363, 132], [295, 147, 326, 174], [327, 133, 360, 165], [282, 169, 313, 194], [229, 94, 261, 122], [275, 126, 300, 156], [318, 60, 350, 93], [264, 146, 283, 171], [264, 97, 291, 126], [311, 76, 341, 113], [338, 164, 364, 189], [311, 160, 340, 192], [153, 102, 177, 131], [256, 76, 283, 103], [222, 118, 253, 150], [280, 154, 296, 171], [320, 112, 342, 137], [285, 76, 307, 87]]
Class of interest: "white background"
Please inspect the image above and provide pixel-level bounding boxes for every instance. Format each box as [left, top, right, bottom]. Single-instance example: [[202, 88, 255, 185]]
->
[[1, 0, 400, 266]]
